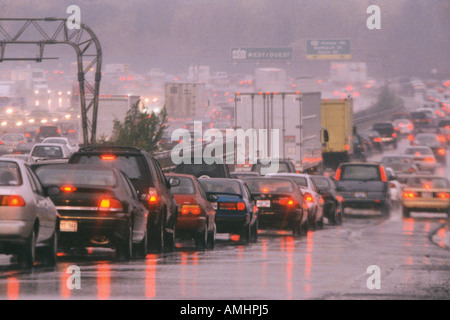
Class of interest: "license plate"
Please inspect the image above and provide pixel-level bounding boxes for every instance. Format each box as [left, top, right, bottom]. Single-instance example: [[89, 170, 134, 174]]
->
[[257, 200, 271, 207], [60, 220, 77, 232], [261, 211, 275, 215], [354, 192, 367, 198], [422, 192, 432, 198]]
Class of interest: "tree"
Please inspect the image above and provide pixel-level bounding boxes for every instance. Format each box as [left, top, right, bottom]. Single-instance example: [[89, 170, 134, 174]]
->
[[108, 100, 168, 152]]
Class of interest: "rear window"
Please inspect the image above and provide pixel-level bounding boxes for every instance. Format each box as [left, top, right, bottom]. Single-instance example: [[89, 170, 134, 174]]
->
[[404, 148, 432, 155], [381, 157, 412, 166], [271, 175, 307, 188], [339, 165, 380, 181], [252, 162, 290, 175], [311, 176, 333, 189], [170, 176, 196, 194], [372, 123, 393, 130], [32, 145, 64, 158], [35, 166, 116, 188], [406, 177, 449, 189], [73, 154, 143, 180], [245, 178, 294, 194], [175, 163, 226, 178], [199, 179, 242, 195], [0, 161, 22, 186]]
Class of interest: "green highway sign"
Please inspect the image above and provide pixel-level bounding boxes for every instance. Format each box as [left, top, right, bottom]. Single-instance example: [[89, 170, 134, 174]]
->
[[306, 39, 351, 60], [231, 47, 292, 61]]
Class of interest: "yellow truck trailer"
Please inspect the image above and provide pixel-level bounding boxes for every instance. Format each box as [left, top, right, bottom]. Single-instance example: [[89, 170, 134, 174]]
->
[[321, 98, 354, 170]]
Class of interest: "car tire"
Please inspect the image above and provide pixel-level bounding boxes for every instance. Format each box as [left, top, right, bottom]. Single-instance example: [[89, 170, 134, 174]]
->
[[149, 213, 165, 253], [117, 224, 133, 261], [42, 229, 58, 266], [292, 219, 302, 238], [241, 223, 251, 244], [207, 223, 216, 249], [18, 228, 36, 268], [250, 218, 258, 243], [134, 229, 148, 259], [195, 226, 208, 250], [317, 215, 324, 230], [381, 202, 390, 217], [402, 206, 411, 218]]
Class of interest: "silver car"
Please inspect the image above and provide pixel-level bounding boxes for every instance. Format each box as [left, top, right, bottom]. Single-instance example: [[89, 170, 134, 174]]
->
[[403, 146, 438, 173], [0, 159, 58, 268]]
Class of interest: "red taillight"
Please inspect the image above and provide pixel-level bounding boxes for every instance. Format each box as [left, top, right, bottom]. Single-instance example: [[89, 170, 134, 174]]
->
[[438, 148, 446, 156], [181, 204, 201, 215], [237, 202, 246, 211], [374, 137, 382, 142], [0, 141, 3, 145], [101, 154, 116, 161], [148, 187, 159, 205], [60, 185, 76, 193], [219, 202, 237, 210], [407, 124, 413, 130], [303, 193, 314, 203], [403, 191, 418, 199], [335, 168, 342, 181], [98, 198, 123, 211], [279, 197, 297, 206], [379, 166, 387, 182], [1, 195, 26, 207], [424, 157, 435, 163], [408, 135, 414, 141], [437, 192, 450, 199], [392, 133, 397, 138]]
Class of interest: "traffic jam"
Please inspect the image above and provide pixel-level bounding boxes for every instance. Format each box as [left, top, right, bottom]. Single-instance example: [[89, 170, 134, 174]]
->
[[0, 1, 449, 302]]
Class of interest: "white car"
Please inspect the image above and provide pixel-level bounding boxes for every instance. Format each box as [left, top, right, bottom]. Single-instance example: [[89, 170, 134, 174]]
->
[[29, 143, 73, 162], [403, 146, 438, 173], [385, 167, 402, 209], [42, 137, 79, 153], [266, 172, 324, 230], [0, 159, 58, 267]]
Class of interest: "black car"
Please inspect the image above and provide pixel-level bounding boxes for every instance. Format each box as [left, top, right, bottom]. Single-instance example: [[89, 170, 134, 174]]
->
[[371, 122, 397, 149], [334, 162, 390, 216], [358, 132, 374, 157], [352, 134, 367, 161], [364, 130, 383, 153], [174, 156, 233, 178], [33, 164, 148, 260], [35, 125, 61, 143], [198, 178, 258, 243], [245, 177, 307, 237], [310, 175, 343, 226], [68, 146, 178, 252]]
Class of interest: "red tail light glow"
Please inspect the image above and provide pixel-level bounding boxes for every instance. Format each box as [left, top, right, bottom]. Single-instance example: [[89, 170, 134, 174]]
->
[[148, 187, 159, 205], [438, 148, 446, 156], [379, 166, 387, 182], [437, 192, 450, 199], [98, 198, 123, 211], [60, 185, 77, 193], [279, 197, 297, 206], [303, 193, 314, 203], [181, 204, 201, 215], [403, 191, 418, 199], [334, 168, 342, 181], [101, 154, 116, 161], [1, 195, 26, 207], [374, 137, 382, 142]]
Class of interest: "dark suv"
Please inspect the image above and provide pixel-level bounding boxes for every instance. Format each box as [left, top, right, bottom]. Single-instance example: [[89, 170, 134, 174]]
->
[[174, 157, 232, 178], [68, 146, 178, 252], [334, 162, 390, 216], [35, 125, 61, 143], [371, 122, 397, 149]]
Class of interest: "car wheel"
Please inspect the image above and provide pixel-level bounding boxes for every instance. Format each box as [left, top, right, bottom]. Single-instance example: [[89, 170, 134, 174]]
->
[[195, 226, 208, 250], [307, 211, 316, 230], [241, 223, 251, 244], [117, 224, 133, 261], [133, 229, 148, 259], [250, 218, 258, 243], [328, 203, 336, 225], [42, 229, 58, 266], [18, 228, 36, 268], [301, 212, 308, 235], [317, 215, 324, 230], [381, 203, 390, 217], [292, 219, 302, 238], [207, 223, 216, 249], [149, 213, 165, 253], [402, 206, 411, 218]]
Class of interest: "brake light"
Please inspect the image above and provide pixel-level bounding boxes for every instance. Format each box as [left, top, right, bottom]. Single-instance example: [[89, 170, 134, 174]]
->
[[437, 192, 450, 199], [237, 202, 246, 211], [407, 124, 413, 130], [303, 193, 314, 203], [279, 197, 297, 206], [408, 135, 414, 141], [0, 141, 3, 145], [437, 135, 446, 143], [181, 204, 201, 215], [379, 166, 387, 182], [60, 185, 77, 193], [219, 202, 237, 210], [392, 133, 397, 138], [403, 191, 418, 199], [389, 183, 396, 188], [374, 137, 382, 142], [101, 154, 116, 161], [438, 148, 446, 156], [334, 168, 342, 181], [1, 195, 26, 207], [424, 157, 435, 163], [148, 187, 159, 204], [98, 197, 123, 211]]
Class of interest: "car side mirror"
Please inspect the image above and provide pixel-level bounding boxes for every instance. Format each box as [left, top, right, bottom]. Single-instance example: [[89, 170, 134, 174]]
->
[[47, 186, 60, 197], [207, 194, 218, 202], [168, 177, 180, 188]]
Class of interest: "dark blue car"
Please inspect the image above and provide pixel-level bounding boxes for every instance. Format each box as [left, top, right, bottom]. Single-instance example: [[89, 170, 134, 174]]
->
[[198, 178, 258, 243]]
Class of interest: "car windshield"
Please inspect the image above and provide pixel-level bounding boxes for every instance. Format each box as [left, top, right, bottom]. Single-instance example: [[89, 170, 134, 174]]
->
[[339, 165, 380, 181], [31, 145, 64, 158], [35, 166, 116, 187], [0, 161, 22, 186], [199, 179, 242, 195], [170, 176, 195, 194], [245, 178, 294, 194], [407, 177, 449, 189]]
